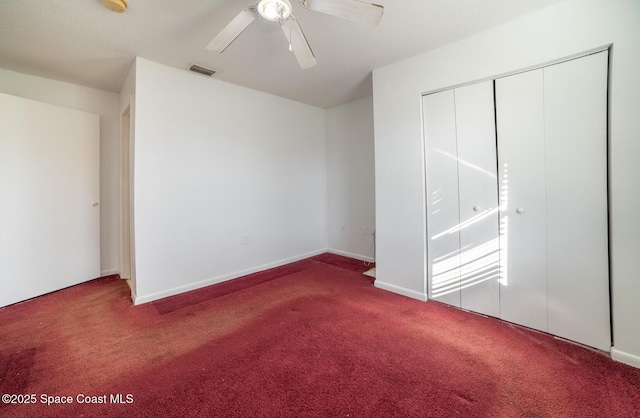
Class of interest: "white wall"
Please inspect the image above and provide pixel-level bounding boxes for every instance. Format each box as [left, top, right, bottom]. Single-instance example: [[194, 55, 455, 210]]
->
[[372, 0, 640, 366], [326, 96, 376, 261], [0, 68, 121, 276], [132, 58, 327, 303]]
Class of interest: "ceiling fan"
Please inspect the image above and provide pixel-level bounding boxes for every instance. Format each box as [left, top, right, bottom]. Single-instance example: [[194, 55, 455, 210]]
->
[[206, 0, 384, 69]]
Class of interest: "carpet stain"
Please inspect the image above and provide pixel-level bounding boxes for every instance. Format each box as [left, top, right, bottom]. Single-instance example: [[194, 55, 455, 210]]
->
[[152, 264, 305, 315], [453, 390, 475, 404], [0, 269, 332, 401], [0, 347, 37, 394]]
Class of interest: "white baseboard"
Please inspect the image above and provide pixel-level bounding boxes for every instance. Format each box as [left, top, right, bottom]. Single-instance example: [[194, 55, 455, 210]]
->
[[133, 248, 328, 306], [327, 248, 375, 263], [100, 268, 119, 277], [611, 347, 640, 369], [374, 280, 427, 301]]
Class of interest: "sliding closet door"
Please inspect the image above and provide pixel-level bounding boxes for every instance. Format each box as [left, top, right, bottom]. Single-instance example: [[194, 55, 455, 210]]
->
[[544, 51, 610, 351], [455, 81, 500, 317], [423, 90, 461, 307], [495, 70, 548, 332]]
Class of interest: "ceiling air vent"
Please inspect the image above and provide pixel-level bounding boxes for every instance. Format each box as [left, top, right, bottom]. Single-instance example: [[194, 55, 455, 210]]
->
[[188, 64, 216, 77]]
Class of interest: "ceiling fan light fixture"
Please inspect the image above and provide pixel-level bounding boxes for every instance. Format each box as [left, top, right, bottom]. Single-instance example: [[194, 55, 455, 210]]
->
[[256, 0, 292, 21]]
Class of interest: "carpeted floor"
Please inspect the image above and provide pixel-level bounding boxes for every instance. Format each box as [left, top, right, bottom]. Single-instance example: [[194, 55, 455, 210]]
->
[[0, 253, 638, 417]]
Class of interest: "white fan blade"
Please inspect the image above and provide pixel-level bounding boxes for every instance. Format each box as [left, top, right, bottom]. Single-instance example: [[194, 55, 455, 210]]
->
[[281, 15, 317, 69], [206, 7, 258, 52], [299, 0, 383, 26]]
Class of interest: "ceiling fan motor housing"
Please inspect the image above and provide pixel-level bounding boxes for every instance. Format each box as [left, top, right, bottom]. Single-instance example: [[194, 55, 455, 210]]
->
[[256, 0, 293, 21]]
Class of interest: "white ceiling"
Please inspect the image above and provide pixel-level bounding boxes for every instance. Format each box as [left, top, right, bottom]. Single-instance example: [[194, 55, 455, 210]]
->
[[0, 0, 564, 108]]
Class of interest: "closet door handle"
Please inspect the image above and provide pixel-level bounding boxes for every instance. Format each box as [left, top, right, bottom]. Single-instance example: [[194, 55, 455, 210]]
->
[[516, 207, 525, 214]]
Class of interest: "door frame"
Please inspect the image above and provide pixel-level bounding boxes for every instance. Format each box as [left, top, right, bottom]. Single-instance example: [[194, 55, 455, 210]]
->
[[120, 101, 135, 293]]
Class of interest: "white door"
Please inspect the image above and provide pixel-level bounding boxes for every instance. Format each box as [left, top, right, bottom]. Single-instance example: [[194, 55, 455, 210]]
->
[[544, 52, 610, 351], [495, 69, 549, 332], [455, 81, 500, 317], [423, 89, 461, 307], [0, 93, 100, 308]]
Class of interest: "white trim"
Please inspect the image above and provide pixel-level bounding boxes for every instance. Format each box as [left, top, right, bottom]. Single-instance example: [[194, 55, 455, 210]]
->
[[327, 248, 375, 263], [100, 268, 119, 277], [422, 45, 611, 97], [374, 280, 428, 301], [611, 347, 640, 369], [133, 249, 328, 305]]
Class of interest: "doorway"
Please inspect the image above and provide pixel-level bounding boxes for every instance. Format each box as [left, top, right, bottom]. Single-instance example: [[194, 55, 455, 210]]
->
[[121, 105, 133, 285]]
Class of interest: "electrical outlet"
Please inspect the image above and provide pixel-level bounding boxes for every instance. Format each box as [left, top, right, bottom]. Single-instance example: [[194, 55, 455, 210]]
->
[[340, 225, 346, 233], [361, 226, 367, 235], [241, 235, 249, 245]]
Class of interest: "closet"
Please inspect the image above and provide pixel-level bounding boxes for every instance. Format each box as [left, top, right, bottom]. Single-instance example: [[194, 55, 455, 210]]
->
[[423, 51, 610, 351]]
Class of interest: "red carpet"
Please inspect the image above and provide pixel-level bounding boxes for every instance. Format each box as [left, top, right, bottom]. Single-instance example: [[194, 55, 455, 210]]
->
[[0, 253, 638, 417]]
